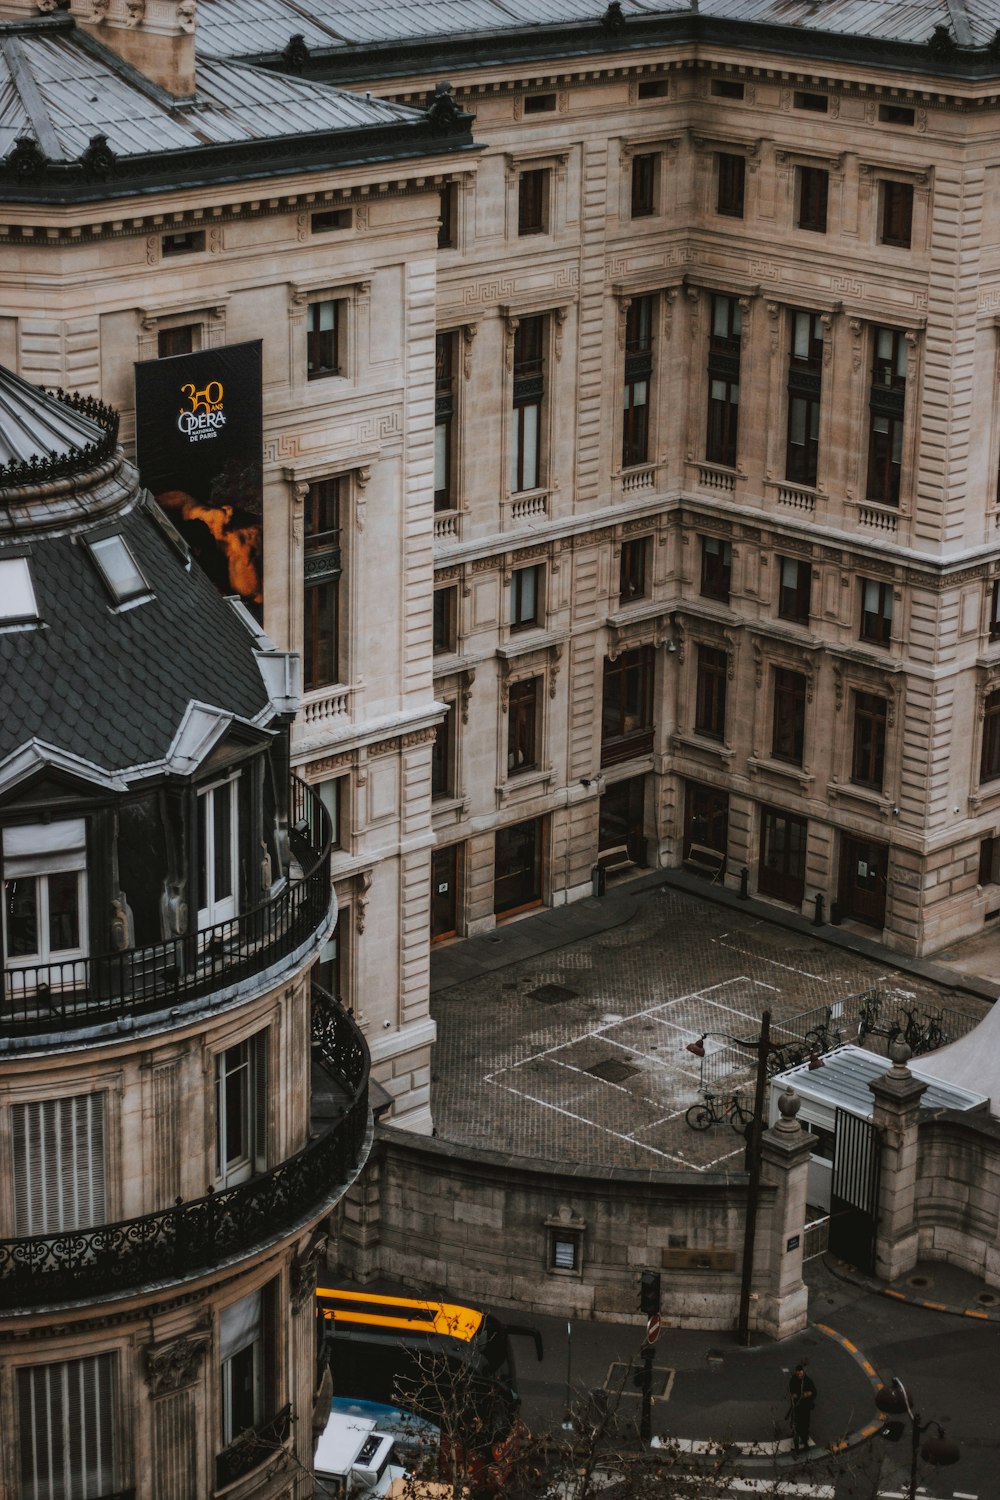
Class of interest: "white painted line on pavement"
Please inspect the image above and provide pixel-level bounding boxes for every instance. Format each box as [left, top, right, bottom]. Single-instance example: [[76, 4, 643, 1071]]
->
[[490, 1084, 693, 1166], [713, 937, 831, 982]]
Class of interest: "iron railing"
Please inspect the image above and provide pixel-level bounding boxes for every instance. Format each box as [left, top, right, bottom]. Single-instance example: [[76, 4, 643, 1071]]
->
[[1, 776, 332, 1036], [215, 1404, 292, 1490], [0, 987, 368, 1310]]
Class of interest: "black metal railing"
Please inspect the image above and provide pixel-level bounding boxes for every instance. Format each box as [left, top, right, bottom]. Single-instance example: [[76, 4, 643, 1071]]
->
[[1, 777, 332, 1036], [215, 1404, 292, 1490], [0, 988, 369, 1310]]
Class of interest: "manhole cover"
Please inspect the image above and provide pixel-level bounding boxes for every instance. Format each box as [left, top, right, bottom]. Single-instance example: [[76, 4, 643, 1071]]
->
[[586, 1058, 638, 1084], [908, 1275, 930, 1288], [528, 983, 578, 1004], [976, 1291, 999, 1306]]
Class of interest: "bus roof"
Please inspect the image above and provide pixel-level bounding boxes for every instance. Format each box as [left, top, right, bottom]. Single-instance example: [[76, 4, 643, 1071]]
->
[[316, 1287, 485, 1344]]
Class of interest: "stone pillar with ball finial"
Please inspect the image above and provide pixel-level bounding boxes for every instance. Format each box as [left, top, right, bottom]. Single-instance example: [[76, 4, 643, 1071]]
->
[[755, 1086, 813, 1339], [869, 1040, 927, 1282]]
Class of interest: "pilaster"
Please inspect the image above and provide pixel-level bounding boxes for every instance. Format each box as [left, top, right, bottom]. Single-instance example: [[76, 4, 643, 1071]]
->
[[869, 1042, 928, 1281]]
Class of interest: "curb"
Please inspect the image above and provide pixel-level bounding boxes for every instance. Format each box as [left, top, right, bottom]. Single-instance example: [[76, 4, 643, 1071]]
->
[[823, 1252, 1000, 1322]]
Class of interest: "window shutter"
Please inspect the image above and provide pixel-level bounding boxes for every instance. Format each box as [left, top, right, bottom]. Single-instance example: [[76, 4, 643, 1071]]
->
[[253, 1029, 268, 1173], [12, 1094, 106, 1235], [18, 1353, 116, 1500]]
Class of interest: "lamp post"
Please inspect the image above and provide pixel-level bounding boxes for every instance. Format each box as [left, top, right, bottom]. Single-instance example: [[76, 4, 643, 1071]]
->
[[685, 1008, 821, 1346], [874, 1378, 960, 1500]]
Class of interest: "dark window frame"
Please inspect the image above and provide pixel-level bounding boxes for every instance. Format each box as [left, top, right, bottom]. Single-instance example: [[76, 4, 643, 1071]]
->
[[303, 477, 342, 692], [433, 586, 458, 655], [307, 298, 343, 380], [510, 564, 543, 631], [622, 294, 655, 468], [438, 183, 458, 249], [777, 556, 812, 625], [771, 667, 807, 765], [507, 676, 542, 775], [601, 646, 655, 765], [695, 645, 728, 741], [619, 535, 650, 603], [700, 534, 732, 603], [518, 169, 549, 235], [630, 153, 659, 218], [432, 702, 456, 799], [851, 691, 888, 790], [157, 324, 197, 358], [880, 179, 914, 249], [796, 165, 829, 233], [435, 330, 457, 511], [859, 578, 893, 646], [990, 579, 1000, 643], [982, 690, 1000, 784], [511, 314, 546, 493], [867, 326, 908, 505]]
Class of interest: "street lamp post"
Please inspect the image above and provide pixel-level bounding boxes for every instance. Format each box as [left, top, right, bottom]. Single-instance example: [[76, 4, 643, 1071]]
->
[[874, 1378, 960, 1500]]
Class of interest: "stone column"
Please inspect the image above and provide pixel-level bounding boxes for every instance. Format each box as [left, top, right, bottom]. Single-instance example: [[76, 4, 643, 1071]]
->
[[869, 1041, 928, 1281], [335, 1146, 382, 1282], [756, 1088, 813, 1339]]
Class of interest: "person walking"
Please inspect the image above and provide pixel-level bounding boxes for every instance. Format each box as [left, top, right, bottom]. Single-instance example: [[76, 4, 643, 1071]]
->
[[788, 1363, 816, 1453]]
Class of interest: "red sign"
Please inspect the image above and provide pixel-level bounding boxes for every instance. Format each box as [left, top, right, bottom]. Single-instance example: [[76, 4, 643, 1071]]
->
[[646, 1312, 662, 1344]]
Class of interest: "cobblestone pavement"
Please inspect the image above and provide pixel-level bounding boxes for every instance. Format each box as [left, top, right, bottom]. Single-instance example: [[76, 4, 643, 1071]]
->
[[430, 882, 990, 1171]]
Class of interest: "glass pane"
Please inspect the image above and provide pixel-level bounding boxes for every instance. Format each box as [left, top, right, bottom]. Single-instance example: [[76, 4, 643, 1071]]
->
[[789, 399, 806, 447], [197, 792, 208, 913], [47, 871, 80, 953], [5, 877, 38, 957], [522, 405, 539, 490], [792, 314, 810, 359], [214, 785, 233, 902], [89, 536, 146, 601], [318, 300, 335, 331], [0, 558, 39, 621], [434, 422, 448, 493], [520, 569, 536, 621]]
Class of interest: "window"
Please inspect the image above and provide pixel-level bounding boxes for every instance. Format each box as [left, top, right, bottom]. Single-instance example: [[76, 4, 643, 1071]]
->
[[796, 166, 828, 233], [307, 299, 343, 379], [786, 310, 824, 486], [216, 1032, 267, 1186], [700, 534, 732, 602], [982, 691, 1000, 784], [619, 535, 650, 603], [706, 294, 741, 467], [12, 1093, 106, 1234], [2, 819, 87, 970], [438, 183, 457, 249], [157, 323, 196, 358], [318, 777, 344, 853], [510, 565, 543, 630], [990, 580, 1000, 642], [303, 477, 342, 691], [220, 1284, 277, 1450], [162, 228, 205, 256], [867, 327, 907, 505], [716, 153, 746, 218], [880, 180, 914, 248], [631, 153, 659, 218], [777, 556, 811, 624], [312, 207, 351, 233], [623, 295, 655, 468], [860, 579, 893, 646], [433, 586, 457, 654], [601, 647, 655, 765], [435, 331, 457, 511], [759, 807, 807, 905], [87, 534, 148, 604], [771, 668, 806, 765], [711, 78, 744, 100], [980, 836, 1000, 885], [18, 1354, 119, 1500], [879, 103, 915, 126], [794, 90, 827, 112], [432, 703, 455, 798], [507, 677, 541, 774], [638, 78, 668, 99], [0, 556, 38, 624], [852, 692, 888, 790], [511, 315, 546, 493], [524, 92, 556, 113], [197, 775, 239, 928], [695, 646, 728, 740], [518, 169, 549, 235]]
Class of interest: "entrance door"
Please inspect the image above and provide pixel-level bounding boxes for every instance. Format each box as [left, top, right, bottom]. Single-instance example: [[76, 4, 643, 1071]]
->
[[683, 782, 729, 864], [828, 1107, 880, 1275], [838, 836, 888, 928], [431, 845, 459, 941], [494, 818, 545, 917], [758, 806, 807, 906], [598, 776, 647, 867]]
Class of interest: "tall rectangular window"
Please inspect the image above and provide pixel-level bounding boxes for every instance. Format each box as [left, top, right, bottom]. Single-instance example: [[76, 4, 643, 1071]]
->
[[18, 1354, 118, 1500], [438, 183, 457, 249], [786, 310, 824, 487], [852, 692, 888, 790], [157, 323, 196, 358], [307, 299, 342, 379], [219, 1283, 277, 1455], [216, 1032, 267, 1187], [435, 332, 456, 511], [303, 477, 342, 691], [12, 1093, 106, 1235], [695, 646, 728, 740], [867, 326, 907, 505], [860, 578, 893, 646], [518, 169, 549, 235], [990, 579, 1000, 642], [510, 565, 543, 631], [507, 677, 541, 774], [511, 315, 545, 493], [619, 535, 650, 603], [706, 294, 741, 467], [982, 691, 1000, 784], [880, 180, 914, 248], [700, 534, 732, 602], [433, 586, 457, 655], [771, 668, 806, 765], [796, 166, 828, 233], [197, 775, 239, 928], [623, 295, 655, 469], [777, 556, 811, 624], [631, 153, 659, 218], [601, 647, 655, 765], [432, 704, 455, 798], [3, 820, 88, 971], [716, 153, 746, 218]]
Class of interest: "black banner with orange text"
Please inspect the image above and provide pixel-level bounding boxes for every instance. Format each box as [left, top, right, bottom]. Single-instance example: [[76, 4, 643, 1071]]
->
[[135, 340, 263, 619]]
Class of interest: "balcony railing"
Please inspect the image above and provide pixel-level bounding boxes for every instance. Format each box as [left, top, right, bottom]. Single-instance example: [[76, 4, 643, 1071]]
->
[[216, 1405, 292, 1490], [1, 776, 332, 1036], [0, 987, 369, 1310]]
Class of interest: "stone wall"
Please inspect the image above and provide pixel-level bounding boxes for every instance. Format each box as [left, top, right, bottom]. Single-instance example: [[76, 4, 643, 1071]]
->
[[915, 1112, 1000, 1284]]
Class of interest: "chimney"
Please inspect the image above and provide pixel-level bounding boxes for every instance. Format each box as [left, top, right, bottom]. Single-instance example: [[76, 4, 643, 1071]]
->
[[71, 0, 196, 98]]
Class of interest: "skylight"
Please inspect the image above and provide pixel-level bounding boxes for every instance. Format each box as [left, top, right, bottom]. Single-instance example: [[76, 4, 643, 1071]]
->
[[0, 557, 39, 622], [88, 535, 149, 604]]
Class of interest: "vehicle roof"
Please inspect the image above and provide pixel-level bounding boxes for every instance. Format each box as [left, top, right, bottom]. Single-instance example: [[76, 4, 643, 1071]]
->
[[317, 1286, 485, 1342]]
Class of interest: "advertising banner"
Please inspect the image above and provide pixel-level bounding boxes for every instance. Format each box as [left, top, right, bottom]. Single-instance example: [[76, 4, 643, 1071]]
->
[[135, 341, 263, 618]]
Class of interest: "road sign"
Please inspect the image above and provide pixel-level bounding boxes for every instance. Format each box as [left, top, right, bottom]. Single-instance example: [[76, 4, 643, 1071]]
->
[[646, 1312, 662, 1344]]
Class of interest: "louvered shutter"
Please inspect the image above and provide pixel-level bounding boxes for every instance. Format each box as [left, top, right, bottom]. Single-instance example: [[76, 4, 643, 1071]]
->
[[18, 1352, 117, 1500], [12, 1094, 106, 1235]]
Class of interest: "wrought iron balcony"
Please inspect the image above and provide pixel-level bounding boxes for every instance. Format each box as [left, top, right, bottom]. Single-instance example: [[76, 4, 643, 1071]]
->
[[1, 776, 332, 1036], [0, 988, 368, 1310], [215, 1405, 292, 1490]]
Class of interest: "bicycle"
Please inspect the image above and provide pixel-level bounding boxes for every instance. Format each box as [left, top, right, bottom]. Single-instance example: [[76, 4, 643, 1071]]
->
[[802, 1016, 847, 1055], [685, 1090, 754, 1134]]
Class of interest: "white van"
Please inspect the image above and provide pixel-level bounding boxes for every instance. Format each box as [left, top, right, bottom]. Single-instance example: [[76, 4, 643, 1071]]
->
[[314, 1411, 402, 1497]]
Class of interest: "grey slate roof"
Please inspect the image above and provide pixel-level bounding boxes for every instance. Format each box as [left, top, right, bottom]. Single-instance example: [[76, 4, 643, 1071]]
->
[[195, 0, 1000, 61], [0, 364, 103, 469], [0, 494, 273, 776]]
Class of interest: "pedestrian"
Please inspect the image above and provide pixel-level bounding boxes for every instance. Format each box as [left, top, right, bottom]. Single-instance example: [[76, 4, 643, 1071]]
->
[[787, 1363, 816, 1452]]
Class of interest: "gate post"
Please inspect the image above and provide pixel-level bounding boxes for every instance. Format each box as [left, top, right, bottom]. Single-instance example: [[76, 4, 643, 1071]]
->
[[869, 1042, 927, 1282], [756, 1088, 813, 1339]]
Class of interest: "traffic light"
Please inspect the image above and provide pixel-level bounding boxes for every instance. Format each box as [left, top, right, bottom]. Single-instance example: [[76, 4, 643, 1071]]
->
[[639, 1270, 661, 1315]]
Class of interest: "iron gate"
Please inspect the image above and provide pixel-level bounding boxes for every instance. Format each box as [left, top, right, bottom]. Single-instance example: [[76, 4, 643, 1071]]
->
[[828, 1107, 881, 1274]]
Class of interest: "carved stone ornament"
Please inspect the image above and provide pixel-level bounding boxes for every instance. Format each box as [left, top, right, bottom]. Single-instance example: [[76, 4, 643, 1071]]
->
[[125, 0, 144, 25], [426, 81, 463, 136], [177, 0, 196, 32], [144, 1331, 210, 1396], [283, 32, 309, 71], [80, 133, 116, 181], [291, 1233, 329, 1310], [89, 0, 109, 21], [6, 134, 48, 180]]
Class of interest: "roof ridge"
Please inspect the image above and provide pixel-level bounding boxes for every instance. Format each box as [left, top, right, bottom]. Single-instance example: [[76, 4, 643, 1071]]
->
[[2, 32, 63, 160], [945, 0, 976, 48]]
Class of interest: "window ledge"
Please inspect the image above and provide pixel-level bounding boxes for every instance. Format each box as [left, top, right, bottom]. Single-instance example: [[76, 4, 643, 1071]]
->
[[497, 768, 553, 802], [497, 631, 562, 661], [826, 781, 892, 817], [671, 732, 734, 764], [747, 756, 813, 791], [432, 794, 467, 819]]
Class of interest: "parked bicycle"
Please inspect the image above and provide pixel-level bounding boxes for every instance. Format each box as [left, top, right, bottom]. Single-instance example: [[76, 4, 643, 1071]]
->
[[801, 1015, 848, 1055], [685, 1091, 754, 1133], [858, 998, 949, 1055]]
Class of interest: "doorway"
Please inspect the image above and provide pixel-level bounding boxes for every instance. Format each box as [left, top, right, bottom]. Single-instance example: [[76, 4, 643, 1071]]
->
[[598, 776, 648, 868], [838, 836, 888, 928], [431, 844, 460, 941], [758, 806, 807, 906], [683, 782, 729, 866]]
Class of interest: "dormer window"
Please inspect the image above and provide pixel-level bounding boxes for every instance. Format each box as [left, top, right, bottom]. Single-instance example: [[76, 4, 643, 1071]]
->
[[87, 535, 149, 606], [2, 820, 88, 974], [0, 557, 38, 625]]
